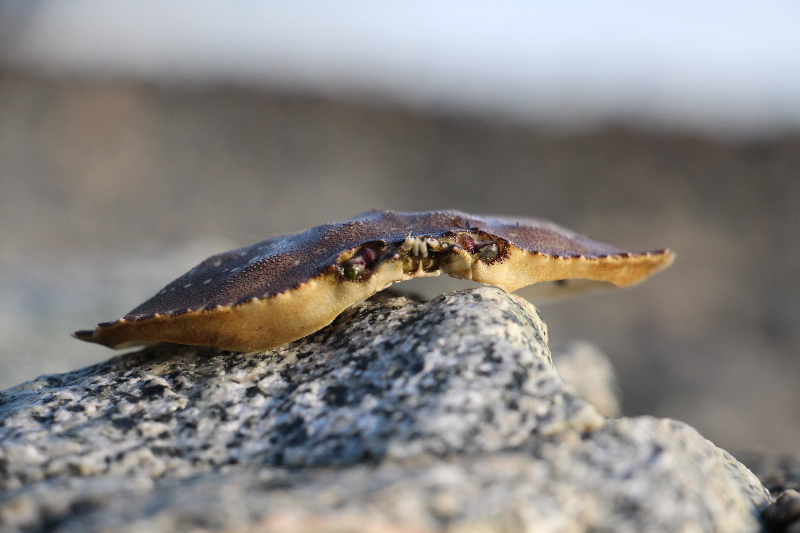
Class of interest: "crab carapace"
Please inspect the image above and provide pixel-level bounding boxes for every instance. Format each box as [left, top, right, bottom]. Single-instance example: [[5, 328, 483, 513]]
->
[[73, 210, 674, 351]]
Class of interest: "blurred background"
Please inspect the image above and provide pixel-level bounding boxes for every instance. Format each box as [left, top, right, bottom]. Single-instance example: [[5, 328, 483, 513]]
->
[[1, 0, 798, 456]]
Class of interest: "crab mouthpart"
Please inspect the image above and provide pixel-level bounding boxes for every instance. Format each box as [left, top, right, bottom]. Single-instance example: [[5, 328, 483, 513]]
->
[[336, 232, 503, 285]]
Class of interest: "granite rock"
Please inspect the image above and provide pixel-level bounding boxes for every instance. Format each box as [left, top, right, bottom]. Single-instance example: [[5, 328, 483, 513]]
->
[[0, 287, 773, 532], [739, 452, 800, 495], [552, 340, 622, 418], [738, 452, 800, 532]]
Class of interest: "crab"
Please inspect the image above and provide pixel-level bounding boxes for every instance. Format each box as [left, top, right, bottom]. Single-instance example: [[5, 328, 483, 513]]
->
[[73, 210, 674, 352]]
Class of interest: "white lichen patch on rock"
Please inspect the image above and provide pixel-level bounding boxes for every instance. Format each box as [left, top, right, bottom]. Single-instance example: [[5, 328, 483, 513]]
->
[[0, 287, 772, 532]]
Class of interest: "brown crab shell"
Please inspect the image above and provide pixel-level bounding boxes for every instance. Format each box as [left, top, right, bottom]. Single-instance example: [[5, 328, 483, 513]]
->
[[73, 210, 674, 351]]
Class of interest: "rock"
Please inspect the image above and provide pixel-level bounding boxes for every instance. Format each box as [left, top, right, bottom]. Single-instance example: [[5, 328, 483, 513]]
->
[[0, 287, 773, 532], [739, 452, 800, 495], [738, 452, 800, 532], [552, 340, 622, 418], [763, 489, 800, 532]]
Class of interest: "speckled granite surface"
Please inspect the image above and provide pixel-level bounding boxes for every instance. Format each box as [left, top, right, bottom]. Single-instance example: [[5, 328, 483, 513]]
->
[[0, 288, 773, 532]]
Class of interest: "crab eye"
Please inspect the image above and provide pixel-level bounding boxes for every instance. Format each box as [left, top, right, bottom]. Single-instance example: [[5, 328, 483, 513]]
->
[[460, 234, 478, 253], [359, 247, 378, 265]]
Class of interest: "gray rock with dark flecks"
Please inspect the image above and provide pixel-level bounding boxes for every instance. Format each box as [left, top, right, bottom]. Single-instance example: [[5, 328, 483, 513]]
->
[[552, 340, 622, 418], [0, 287, 772, 532]]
